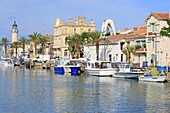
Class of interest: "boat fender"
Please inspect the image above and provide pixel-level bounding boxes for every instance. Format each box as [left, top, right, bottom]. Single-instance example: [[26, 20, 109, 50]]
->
[[80, 65, 85, 72], [77, 70, 81, 74]]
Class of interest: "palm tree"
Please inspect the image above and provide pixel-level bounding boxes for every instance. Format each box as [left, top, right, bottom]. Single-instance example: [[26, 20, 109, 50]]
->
[[65, 34, 83, 58], [0, 37, 9, 57], [11, 41, 21, 58], [89, 31, 101, 60], [65, 36, 75, 57], [19, 36, 28, 56], [38, 35, 50, 55], [122, 45, 136, 63], [28, 32, 41, 55]]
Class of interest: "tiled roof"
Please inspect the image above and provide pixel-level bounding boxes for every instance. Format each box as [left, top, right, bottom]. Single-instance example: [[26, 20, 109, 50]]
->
[[146, 12, 170, 21], [117, 28, 133, 34], [107, 25, 147, 42], [107, 34, 126, 42]]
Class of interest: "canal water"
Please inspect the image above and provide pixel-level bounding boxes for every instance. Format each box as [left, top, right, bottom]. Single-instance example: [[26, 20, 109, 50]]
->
[[0, 65, 169, 113]]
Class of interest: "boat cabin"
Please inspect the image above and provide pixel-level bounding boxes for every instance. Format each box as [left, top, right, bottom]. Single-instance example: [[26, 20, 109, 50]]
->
[[118, 63, 133, 72], [86, 61, 117, 69]]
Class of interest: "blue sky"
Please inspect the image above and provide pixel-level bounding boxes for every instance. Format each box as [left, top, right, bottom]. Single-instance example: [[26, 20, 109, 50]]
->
[[0, 0, 169, 41]]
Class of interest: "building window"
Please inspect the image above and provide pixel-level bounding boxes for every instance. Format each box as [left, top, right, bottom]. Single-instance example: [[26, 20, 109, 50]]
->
[[136, 40, 140, 45], [74, 28, 76, 34], [150, 22, 155, 33], [141, 40, 146, 47], [88, 29, 91, 32], [145, 54, 147, 61], [120, 42, 125, 50], [116, 54, 118, 61], [121, 54, 123, 62], [151, 54, 155, 62], [152, 38, 154, 49], [64, 50, 68, 56]]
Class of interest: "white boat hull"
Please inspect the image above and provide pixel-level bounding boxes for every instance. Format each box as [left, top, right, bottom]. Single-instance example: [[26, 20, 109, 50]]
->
[[113, 72, 144, 79], [86, 68, 116, 76], [139, 76, 166, 82], [1, 62, 14, 67]]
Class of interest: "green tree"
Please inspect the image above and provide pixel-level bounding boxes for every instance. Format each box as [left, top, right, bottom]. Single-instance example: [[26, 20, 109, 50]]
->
[[28, 32, 41, 55], [38, 35, 50, 55], [81, 32, 90, 42], [19, 36, 28, 56], [160, 20, 170, 38], [0, 37, 9, 57], [122, 45, 136, 63], [11, 42, 21, 57], [135, 45, 142, 50], [65, 34, 82, 58], [89, 31, 101, 60]]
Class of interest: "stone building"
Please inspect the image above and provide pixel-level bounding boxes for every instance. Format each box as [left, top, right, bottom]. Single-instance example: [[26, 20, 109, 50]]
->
[[53, 17, 96, 58]]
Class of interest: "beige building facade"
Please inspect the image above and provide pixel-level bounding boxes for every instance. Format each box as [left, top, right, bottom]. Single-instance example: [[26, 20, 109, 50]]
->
[[53, 17, 96, 58], [146, 12, 170, 66]]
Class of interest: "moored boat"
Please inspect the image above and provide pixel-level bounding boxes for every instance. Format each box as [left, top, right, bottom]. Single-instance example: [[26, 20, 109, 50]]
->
[[54, 59, 81, 74], [0, 58, 14, 66], [138, 67, 167, 82], [112, 63, 144, 79], [54, 65, 81, 74], [138, 75, 166, 82], [85, 61, 118, 77]]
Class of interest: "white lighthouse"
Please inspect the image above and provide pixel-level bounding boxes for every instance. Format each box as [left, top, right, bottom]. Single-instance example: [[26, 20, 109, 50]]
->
[[12, 21, 19, 43]]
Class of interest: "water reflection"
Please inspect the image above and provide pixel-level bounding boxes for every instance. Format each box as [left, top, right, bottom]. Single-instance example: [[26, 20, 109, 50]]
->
[[0, 65, 169, 113]]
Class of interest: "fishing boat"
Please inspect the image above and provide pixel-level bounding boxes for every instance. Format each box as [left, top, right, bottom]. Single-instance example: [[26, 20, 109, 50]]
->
[[112, 63, 144, 79], [138, 67, 167, 82], [85, 61, 118, 77]]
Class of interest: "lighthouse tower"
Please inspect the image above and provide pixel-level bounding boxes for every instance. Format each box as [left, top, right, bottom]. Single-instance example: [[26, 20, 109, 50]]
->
[[12, 21, 19, 43]]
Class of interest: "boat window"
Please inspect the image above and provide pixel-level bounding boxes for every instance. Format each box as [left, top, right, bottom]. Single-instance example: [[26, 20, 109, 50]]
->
[[91, 63, 95, 68], [88, 62, 90, 66], [111, 63, 118, 68], [102, 63, 107, 68], [126, 65, 130, 68], [107, 63, 112, 68], [95, 62, 100, 68]]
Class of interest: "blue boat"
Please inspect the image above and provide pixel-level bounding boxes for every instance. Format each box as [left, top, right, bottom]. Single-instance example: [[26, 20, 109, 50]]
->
[[54, 71, 80, 76], [54, 58, 86, 74], [54, 65, 81, 74]]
